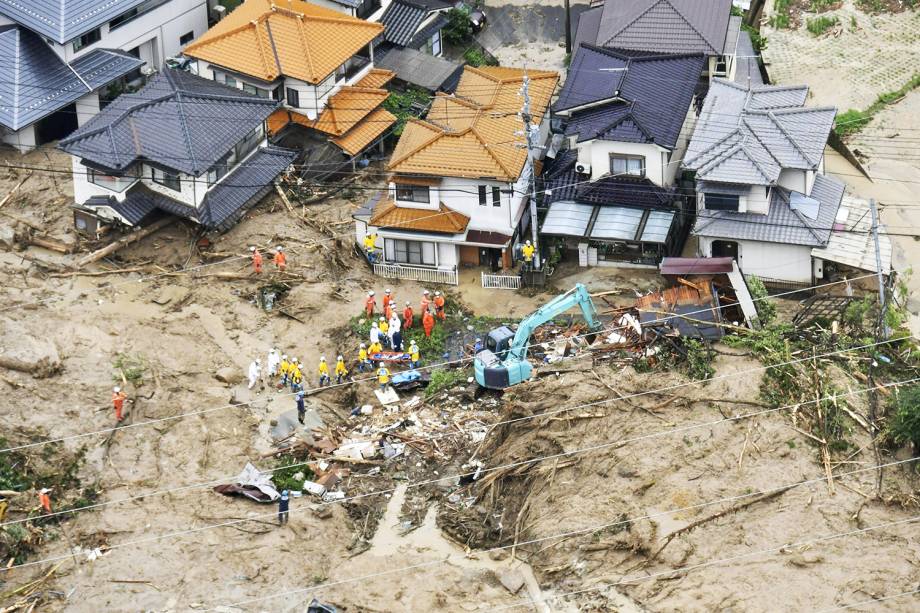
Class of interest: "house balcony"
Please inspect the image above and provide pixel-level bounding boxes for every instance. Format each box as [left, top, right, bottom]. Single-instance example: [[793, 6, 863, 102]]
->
[[344, 55, 372, 83]]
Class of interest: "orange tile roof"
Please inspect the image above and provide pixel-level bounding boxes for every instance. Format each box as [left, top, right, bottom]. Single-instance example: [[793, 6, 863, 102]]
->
[[355, 68, 396, 89], [313, 86, 390, 136], [184, 0, 383, 85], [370, 199, 470, 234], [388, 66, 558, 181], [332, 107, 396, 156]]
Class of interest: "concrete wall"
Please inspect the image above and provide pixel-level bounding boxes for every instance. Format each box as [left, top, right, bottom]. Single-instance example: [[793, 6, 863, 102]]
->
[[54, 0, 208, 64], [698, 236, 814, 283], [577, 139, 670, 186]]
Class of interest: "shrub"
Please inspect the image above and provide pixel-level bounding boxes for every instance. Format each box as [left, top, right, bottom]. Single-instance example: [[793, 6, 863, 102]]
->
[[887, 385, 920, 452], [463, 47, 497, 67], [443, 7, 473, 45], [746, 276, 776, 327], [383, 88, 430, 136], [426, 368, 470, 397], [806, 15, 839, 36]]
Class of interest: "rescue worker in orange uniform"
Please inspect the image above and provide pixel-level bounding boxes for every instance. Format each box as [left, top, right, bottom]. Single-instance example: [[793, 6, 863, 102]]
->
[[420, 290, 431, 316], [403, 301, 414, 329], [112, 386, 127, 422], [423, 309, 435, 339], [434, 291, 446, 321], [250, 246, 263, 274], [365, 291, 376, 317], [382, 288, 393, 314], [273, 246, 287, 271], [38, 488, 52, 513]]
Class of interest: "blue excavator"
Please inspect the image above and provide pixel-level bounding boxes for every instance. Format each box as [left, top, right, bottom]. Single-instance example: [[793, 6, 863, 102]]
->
[[474, 283, 603, 390]]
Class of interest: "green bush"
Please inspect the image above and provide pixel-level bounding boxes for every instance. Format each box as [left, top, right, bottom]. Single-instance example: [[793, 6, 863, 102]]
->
[[683, 338, 715, 381], [769, 0, 793, 28], [887, 385, 920, 452], [383, 88, 431, 136], [746, 276, 776, 327], [426, 368, 470, 397], [443, 7, 473, 45], [463, 47, 498, 67], [272, 453, 314, 493], [112, 353, 146, 385], [806, 15, 839, 35]]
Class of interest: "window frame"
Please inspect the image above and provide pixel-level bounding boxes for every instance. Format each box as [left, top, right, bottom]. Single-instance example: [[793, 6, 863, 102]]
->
[[89, 168, 137, 192], [491, 186, 501, 207], [704, 192, 740, 212], [430, 29, 442, 56], [151, 167, 182, 192], [72, 28, 101, 52], [478, 185, 488, 206], [286, 87, 300, 107], [385, 238, 436, 266], [179, 31, 194, 46], [395, 183, 430, 204], [609, 154, 646, 178]]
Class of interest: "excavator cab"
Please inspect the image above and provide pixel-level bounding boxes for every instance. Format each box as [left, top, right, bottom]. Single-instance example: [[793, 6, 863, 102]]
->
[[485, 326, 515, 359]]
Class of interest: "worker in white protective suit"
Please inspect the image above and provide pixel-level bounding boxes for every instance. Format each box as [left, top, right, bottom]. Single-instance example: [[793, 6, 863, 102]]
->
[[248, 358, 262, 390]]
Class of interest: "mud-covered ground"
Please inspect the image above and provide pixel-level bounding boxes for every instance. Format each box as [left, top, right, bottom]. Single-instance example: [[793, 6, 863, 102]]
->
[[0, 144, 918, 612]]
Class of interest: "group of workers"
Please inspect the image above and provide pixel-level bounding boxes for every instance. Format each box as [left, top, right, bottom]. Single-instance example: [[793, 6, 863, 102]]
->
[[364, 288, 446, 340], [249, 246, 287, 274], [247, 349, 353, 393]]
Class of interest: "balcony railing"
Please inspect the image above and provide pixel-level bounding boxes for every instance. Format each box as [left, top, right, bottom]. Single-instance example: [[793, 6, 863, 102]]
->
[[481, 272, 521, 290], [344, 56, 371, 82], [373, 263, 458, 285]]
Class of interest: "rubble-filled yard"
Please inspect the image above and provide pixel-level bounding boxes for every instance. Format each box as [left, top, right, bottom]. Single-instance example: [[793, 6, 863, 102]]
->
[[1, 146, 919, 611]]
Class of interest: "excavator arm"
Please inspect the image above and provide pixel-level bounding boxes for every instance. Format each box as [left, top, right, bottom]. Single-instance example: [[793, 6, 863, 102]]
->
[[475, 283, 602, 389]]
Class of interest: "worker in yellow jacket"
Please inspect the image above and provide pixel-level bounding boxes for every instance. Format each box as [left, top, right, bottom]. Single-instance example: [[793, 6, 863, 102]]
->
[[289, 358, 303, 391], [279, 354, 291, 387], [376, 365, 391, 392], [317, 357, 330, 387], [335, 356, 348, 384]]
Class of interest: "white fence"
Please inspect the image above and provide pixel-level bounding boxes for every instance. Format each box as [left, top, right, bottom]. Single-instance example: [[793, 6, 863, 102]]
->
[[481, 272, 522, 290], [373, 263, 458, 285]]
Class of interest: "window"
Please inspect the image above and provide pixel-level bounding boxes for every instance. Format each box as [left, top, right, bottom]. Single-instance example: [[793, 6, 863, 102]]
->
[[395, 184, 430, 204], [72, 28, 101, 52], [110, 0, 169, 30], [704, 193, 740, 211], [385, 239, 436, 266], [492, 186, 501, 207], [224, 74, 237, 88], [242, 83, 257, 96], [430, 29, 442, 56], [610, 154, 645, 177], [478, 185, 488, 206], [234, 124, 264, 162], [89, 168, 136, 192], [180, 31, 194, 46], [207, 151, 233, 185], [151, 167, 181, 191], [272, 86, 283, 101], [714, 55, 729, 75], [286, 87, 300, 107]]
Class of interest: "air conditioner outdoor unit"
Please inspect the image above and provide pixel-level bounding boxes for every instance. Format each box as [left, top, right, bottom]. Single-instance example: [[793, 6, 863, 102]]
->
[[575, 162, 591, 174]]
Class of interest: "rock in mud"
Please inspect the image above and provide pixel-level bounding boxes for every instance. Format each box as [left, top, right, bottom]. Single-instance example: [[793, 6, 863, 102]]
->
[[498, 569, 525, 594], [215, 366, 243, 384]]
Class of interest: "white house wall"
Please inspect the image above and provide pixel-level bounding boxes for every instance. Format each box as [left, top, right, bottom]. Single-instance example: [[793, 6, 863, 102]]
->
[[57, 0, 208, 64], [699, 237, 813, 283], [75, 91, 100, 127], [664, 104, 697, 185], [307, 0, 357, 16], [438, 176, 518, 235], [1, 124, 36, 154], [746, 184, 770, 215], [777, 168, 808, 193], [578, 140, 669, 185]]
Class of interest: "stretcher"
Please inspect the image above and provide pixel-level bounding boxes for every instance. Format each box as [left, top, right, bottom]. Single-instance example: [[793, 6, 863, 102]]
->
[[369, 351, 410, 363]]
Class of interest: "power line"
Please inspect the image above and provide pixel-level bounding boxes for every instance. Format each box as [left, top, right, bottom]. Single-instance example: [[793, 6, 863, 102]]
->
[[0, 275, 889, 455], [816, 588, 920, 612]]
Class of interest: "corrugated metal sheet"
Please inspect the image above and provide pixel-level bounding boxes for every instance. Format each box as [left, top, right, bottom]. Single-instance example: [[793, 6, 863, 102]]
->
[[660, 257, 735, 275], [812, 195, 892, 274]]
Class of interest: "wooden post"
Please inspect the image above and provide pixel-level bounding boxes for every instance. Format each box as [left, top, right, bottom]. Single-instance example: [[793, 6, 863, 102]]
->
[[74, 217, 174, 269]]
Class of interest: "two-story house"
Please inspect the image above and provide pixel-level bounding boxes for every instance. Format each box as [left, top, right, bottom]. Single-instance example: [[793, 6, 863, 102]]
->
[[683, 79, 844, 284], [353, 66, 558, 280], [575, 0, 741, 81], [59, 68, 297, 233], [0, 0, 208, 152], [308, 0, 381, 20], [539, 44, 704, 267], [184, 0, 398, 159]]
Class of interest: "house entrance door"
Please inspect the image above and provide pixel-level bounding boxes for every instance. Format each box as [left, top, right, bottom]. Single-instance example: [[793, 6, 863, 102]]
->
[[711, 240, 739, 260], [479, 248, 501, 272]]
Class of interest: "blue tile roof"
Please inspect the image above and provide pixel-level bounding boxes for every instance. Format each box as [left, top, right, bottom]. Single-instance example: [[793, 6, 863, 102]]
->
[[0, 25, 143, 131], [0, 0, 149, 44], [554, 45, 705, 149], [59, 68, 282, 176]]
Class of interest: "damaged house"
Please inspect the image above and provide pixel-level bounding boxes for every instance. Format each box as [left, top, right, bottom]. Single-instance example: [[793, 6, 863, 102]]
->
[[183, 0, 397, 161], [0, 0, 209, 152], [59, 68, 297, 233], [683, 79, 845, 284], [540, 45, 704, 267], [354, 66, 558, 281]]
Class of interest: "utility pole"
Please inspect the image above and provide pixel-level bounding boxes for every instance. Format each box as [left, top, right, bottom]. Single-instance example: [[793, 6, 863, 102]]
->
[[869, 198, 889, 339], [564, 0, 572, 55], [519, 70, 541, 271]]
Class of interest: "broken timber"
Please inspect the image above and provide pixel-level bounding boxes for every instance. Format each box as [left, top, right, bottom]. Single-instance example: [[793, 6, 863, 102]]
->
[[75, 217, 175, 268]]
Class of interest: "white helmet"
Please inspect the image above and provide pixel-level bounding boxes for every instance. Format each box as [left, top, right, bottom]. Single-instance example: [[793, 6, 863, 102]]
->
[[380, 316, 386, 321], [405, 301, 410, 306], [292, 357, 299, 363], [320, 357, 326, 362], [410, 340, 417, 345], [360, 343, 366, 348], [423, 290, 430, 295], [276, 246, 283, 251], [372, 322, 378, 328], [337, 355, 343, 361], [525, 240, 531, 245], [113, 386, 120, 393], [385, 288, 391, 294], [256, 358, 261, 364], [369, 290, 375, 296], [435, 291, 441, 296], [282, 354, 288, 360], [250, 246, 256, 252]]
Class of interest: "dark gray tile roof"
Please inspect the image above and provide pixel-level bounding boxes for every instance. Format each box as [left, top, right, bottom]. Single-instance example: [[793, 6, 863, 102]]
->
[[375, 45, 462, 92], [409, 12, 448, 49], [0, 0, 150, 44], [693, 173, 844, 246], [573, 6, 602, 50], [0, 26, 142, 130], [59, 68, 281, 176], [108, 193, 157, 225], [200, 145, 297, 230], [684, 79, 836, 185], [555, 45, 705, 149], [733, 30, 763, 87], [543, 149, 677, 209], [596, 0, 735, 55], [380, 0, 449, 47]]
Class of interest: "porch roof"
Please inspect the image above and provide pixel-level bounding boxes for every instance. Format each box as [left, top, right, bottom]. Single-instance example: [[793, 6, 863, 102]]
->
[[370, 198, 470, 234]]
